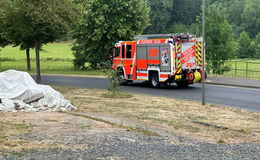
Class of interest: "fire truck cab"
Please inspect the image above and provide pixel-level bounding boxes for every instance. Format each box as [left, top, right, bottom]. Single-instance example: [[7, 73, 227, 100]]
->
[[113, 33, 205, 88]]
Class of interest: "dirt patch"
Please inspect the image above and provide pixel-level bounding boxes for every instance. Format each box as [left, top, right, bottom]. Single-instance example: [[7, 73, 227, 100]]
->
[[0, 111, 194, 159], [53, 85, 260, 144], [0, 111, 120, 154], [0, 120, 32, 151]]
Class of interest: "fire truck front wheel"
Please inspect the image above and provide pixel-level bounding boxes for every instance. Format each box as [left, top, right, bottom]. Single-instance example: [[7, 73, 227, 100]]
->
[[149, 72, 160, 88], [116, 68, 126, 85]]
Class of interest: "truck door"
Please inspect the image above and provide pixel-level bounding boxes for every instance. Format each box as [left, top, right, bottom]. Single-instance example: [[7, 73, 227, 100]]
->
[[181, 42, 196, 69], [124, 44, 135, 79]]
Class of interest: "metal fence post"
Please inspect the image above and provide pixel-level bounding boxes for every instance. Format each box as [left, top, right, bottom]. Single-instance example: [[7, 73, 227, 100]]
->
[[246, 62, 248, 78], [235, 61, 237, 77]]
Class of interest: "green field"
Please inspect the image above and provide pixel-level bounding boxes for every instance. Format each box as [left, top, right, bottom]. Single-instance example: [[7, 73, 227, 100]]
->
[[0, 42, 106, 76], [0, 42, 74, 60], [207, 60, 260, 79]]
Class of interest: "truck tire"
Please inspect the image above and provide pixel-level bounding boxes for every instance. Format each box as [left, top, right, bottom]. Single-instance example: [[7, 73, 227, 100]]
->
[[176, 81, 189, 88], [127, 80, 133, 83], [116, 69, 126, 85], [149, 72, 160, 88]]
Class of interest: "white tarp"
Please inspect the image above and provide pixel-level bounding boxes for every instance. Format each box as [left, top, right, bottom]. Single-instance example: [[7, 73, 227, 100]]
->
[[0, 70, 76, 112]]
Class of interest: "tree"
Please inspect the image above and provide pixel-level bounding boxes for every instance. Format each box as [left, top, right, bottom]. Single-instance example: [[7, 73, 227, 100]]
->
[[0, 0, 79, 83], [0, 36, 10, 48], [20, 41, 35, 72], [0, 0, 33, 71], [253, 32, 260, 58], [205, 3, 236, 74], [166, 22, 201, 36], [166, 23, 187, 33], [144, 0, 172, 34], [0, 1, 10, 49], [209, 0, 259, 38], [72, 0, 150, 69], [241, 0, 260, 38], [227, 0, 246, 37], [238, 31, 255, 58], [171, 0, 202, 26], [144, 0, 203, 34], [208, 0, 233, 5]]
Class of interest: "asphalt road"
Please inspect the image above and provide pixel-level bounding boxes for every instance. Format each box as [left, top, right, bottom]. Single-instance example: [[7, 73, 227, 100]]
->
[[38, 75, 260, 112]]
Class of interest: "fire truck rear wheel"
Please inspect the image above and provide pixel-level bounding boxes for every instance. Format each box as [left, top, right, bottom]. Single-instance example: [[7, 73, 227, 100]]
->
[[149, 72, 160, 88], [127, 80, 133, 83], [176, 81, 189, 88]]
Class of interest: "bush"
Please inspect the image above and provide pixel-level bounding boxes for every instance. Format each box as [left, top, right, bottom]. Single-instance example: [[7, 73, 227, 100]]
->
[[106, 69, 121, 93], [103, 69, 132, 99]]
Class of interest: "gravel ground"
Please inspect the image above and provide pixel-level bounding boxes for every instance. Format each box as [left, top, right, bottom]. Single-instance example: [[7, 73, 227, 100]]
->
[[2, 133, 260, 160], [0, 112, 259, 160]]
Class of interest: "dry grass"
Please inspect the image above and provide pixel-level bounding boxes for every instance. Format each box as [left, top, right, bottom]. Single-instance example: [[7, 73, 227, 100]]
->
[[54, 85, 260, 144], [0, 113, 70, 153], [0, 120, 52, 152], [0, 121, 32, 149], [70, 112, 159, 136]]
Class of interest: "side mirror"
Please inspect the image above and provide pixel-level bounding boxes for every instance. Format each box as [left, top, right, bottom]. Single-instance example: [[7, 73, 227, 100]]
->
[[113, 47, 116, 58]]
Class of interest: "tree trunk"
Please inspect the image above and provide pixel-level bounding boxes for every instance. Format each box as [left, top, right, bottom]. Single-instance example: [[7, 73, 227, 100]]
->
[[26, 47, 31, 71], [35, 40, 41, 84]]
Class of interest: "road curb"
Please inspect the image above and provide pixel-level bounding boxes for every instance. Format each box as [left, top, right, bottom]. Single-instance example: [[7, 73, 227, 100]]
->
[[206, 82, 260, 89], [31, 73, 107, 79]]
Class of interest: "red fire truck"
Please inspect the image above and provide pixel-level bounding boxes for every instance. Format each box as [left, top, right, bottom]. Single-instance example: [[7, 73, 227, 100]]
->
[[112, 33, 205, 88]]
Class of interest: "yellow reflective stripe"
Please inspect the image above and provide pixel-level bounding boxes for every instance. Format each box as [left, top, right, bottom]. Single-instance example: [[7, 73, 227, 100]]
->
[[176, 58, 182, 73], [178, 59, 181, 64], [176, 68, 181, 74], [177, 43, 181, 53], [195, 42, 202, 66], [174, 42, 182, 74]]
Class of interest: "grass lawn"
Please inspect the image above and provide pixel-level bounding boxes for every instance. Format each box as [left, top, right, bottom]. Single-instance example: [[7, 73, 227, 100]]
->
[[55, 85, 260, 144], [0, 42, 73, 60], [207, 60, 260, 79], [0, 42, 106, 76]]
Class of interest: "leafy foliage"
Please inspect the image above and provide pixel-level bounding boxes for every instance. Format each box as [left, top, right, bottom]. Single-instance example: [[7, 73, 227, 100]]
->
[[145, 0, 202, 34], [0, 0, 78, 46], [227, 0, 246, 37], [144, 0, 172, 34], [144, 0, 259, 65], [205, 3, 236, 73], [254, 33, 260, 58], [106, 69, 121, 94], [166, 23, 201, 36], [238, 32, 255, 58], [72, 0, 150, 69], [0, 0, 79, 82], [171, 0, 202, 26], [0, 36, 10, 48], [241, 0, 260, 38], [104, 68, 132, 99]]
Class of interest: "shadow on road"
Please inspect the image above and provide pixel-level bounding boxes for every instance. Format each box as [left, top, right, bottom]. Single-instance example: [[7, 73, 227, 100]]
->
[[122, 82, 201, 91]]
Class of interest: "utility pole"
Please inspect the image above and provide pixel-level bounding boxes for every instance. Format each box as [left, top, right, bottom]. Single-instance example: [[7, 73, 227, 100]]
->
[[202, 0, 206, 105]]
